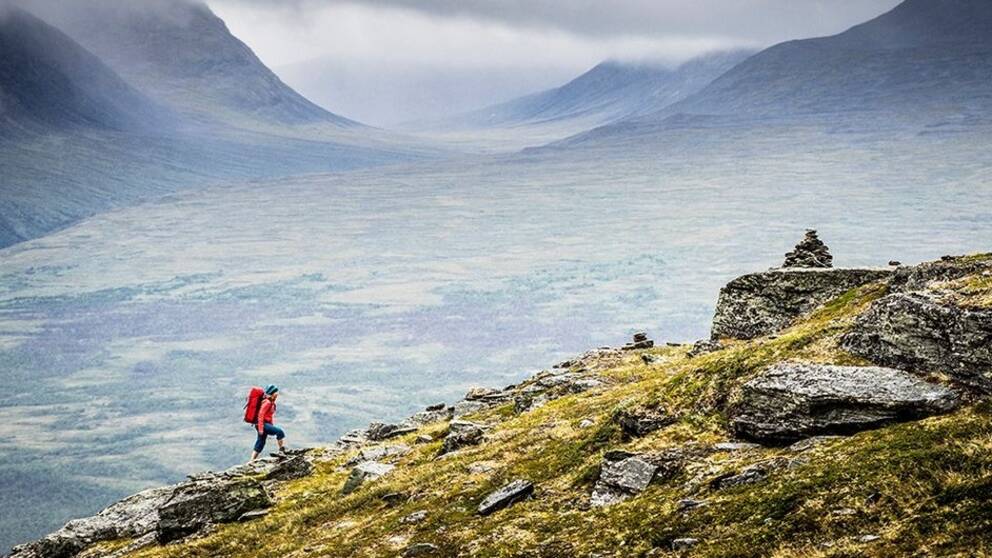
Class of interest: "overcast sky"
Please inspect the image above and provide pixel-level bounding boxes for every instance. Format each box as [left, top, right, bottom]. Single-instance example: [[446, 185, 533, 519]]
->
[[208, 0, 903, 125]]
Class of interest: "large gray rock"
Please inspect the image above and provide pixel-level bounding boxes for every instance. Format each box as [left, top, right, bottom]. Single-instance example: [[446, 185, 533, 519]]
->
[[711, 268, 893, 340], [590, 454, 658, 507], [478, 480, 534, 516], [842, 292, 992, 393], [156, 476, 272, 543], [10, 486, 174, 558], [347, 444, 411, 466], [889, 256, 992, 293], [614, 405, 674, 439], [439, 421, 485, 455], [730, 363, 958, 443], [367, 422, 418, 441], [341, 461, 396, 495]]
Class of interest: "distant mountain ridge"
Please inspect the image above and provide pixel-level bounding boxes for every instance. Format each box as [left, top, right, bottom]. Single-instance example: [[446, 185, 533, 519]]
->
[[0, 7, 166, 135], [437, 50, 754, 132], [644, 0, 991, 121], [30, 0, 358, 129], [553, 0, 992, 148]]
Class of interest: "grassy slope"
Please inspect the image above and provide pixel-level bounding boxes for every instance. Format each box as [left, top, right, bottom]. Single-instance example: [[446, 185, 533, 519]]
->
[[115, 262, 992, 558]]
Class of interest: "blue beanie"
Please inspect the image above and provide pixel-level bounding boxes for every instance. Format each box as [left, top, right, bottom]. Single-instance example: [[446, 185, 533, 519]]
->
[[264, 384, 279, 395]]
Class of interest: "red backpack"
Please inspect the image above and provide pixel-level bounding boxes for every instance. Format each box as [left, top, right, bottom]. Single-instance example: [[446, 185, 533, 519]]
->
[[244, 386, 265, 424]]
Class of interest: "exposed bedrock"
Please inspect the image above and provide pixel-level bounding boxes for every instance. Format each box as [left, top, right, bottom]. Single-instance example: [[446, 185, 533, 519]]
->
[[729, 363, 959, 444], [841, 292, 992, 393], [711, 268, 893, 340]]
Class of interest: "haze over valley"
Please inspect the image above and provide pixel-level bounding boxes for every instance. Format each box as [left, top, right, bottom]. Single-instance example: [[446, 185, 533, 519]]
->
[[1, 0, 990, 553]]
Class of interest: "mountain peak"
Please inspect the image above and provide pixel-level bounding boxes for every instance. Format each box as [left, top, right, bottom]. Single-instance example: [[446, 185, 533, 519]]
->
[[30, 0, 357, 128], [840, 0, 992, 48]]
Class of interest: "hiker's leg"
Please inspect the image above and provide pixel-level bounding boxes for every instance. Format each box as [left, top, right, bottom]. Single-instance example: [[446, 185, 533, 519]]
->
[[251, 430, 268, 460], [265, 424, 286, 451]]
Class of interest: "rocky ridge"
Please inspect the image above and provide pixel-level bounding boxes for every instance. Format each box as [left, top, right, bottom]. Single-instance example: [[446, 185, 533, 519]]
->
[[11, 240, 992, 558]]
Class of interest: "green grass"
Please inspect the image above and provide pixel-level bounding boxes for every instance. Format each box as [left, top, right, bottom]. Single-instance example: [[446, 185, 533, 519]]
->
[[125, 271, 992, 558]]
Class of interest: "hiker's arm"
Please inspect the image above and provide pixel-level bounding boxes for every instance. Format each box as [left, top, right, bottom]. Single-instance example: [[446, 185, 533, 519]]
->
[[257, 400, 269, 433]]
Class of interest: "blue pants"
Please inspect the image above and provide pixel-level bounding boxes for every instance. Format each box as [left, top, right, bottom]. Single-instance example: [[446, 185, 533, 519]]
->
[[254, 423, 285, 453]]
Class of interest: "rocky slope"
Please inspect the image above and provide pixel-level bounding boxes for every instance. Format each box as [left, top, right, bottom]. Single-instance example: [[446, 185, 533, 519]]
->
[[11, 237, 992, 558]]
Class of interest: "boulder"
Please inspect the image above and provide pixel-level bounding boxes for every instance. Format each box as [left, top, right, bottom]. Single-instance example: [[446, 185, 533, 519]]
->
[[841, 292, 992, 392], [711, 268, 892, 340], [403, 543, 439, 557], [401, 510, 428, 524], [347, 444, 411, 466], [9, 533, 86, 558], [265, 455, 315, 481], [783, 229, 833, 268], [367, 422, 418, 441], [409, 406, 453, 425], [688, 339, 722, 357], [614, 406, 675, 438], [452, 399, 490, 419], [711, 463, 770, 490], [889, 256, 992, 293], [341, 462, 395, 495], [478, 480, 534, 516], [156, 476, 272, 543], [730, 363, 959, 444], [10, 486, 174, 558], [440, 421, 485, 455], [590, 454, 658, 507], [464, 387, 501, 400]]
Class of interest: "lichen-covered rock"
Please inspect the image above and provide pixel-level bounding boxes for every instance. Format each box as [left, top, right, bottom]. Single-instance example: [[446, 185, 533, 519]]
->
[[156, 476, 272, 543], [403, 543, 439, 557], [367, 422, 418, 441], [452, 399, 490, 419], [711, 268, 893, 340], [615, 405, 675, 438], [710, 463, 770, 490], [341, 461, 396, 495], [440, 421, 485, 455], [841, 292, 992, 392], [347, 444, 411, 466], [590, 454, 658, 507], [730, 363, 958, 443], [889, 255, 992, 293], [478, 480, 534, 516], [409, 405, 453, 425], [783, 229, 833, 268], [10, 486, 174, 558], [9, 532, 86, 558]]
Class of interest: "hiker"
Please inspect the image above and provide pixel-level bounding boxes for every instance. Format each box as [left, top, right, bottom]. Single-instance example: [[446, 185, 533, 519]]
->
[[250, 384, 286, 461]]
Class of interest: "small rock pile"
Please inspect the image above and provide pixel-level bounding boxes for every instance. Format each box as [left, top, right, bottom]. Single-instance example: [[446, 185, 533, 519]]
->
[[783, 229, 833, 268], [623, 332, 655, 351]]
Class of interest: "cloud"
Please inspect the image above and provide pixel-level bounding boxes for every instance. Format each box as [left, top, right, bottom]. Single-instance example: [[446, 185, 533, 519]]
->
[[214, 0, 903, 45]]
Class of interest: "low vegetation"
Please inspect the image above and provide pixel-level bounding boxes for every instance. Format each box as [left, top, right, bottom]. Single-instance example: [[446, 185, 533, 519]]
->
[[117, 266, 992, 558]]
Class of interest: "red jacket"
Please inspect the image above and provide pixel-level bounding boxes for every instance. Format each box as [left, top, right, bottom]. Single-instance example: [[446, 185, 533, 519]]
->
[[257, 399, 276, 433]]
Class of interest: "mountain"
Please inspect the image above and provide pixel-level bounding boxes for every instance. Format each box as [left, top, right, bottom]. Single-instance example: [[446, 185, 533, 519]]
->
[[0, 6, 166, 135], [444, 50, 754, 131], [11, 249, 992, 557], [31, 0, 358, 129], [0, 1, 438, 249], [671, 0, 992, 118], [557, 0, 992, 148]]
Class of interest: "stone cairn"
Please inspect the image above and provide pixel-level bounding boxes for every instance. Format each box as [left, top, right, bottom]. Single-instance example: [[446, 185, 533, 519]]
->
[[623, 332, 654, 351], [782, 230, 833, 268]]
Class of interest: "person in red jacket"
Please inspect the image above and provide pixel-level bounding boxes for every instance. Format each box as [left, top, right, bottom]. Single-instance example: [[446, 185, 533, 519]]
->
[[250, 384, 286, 461]]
